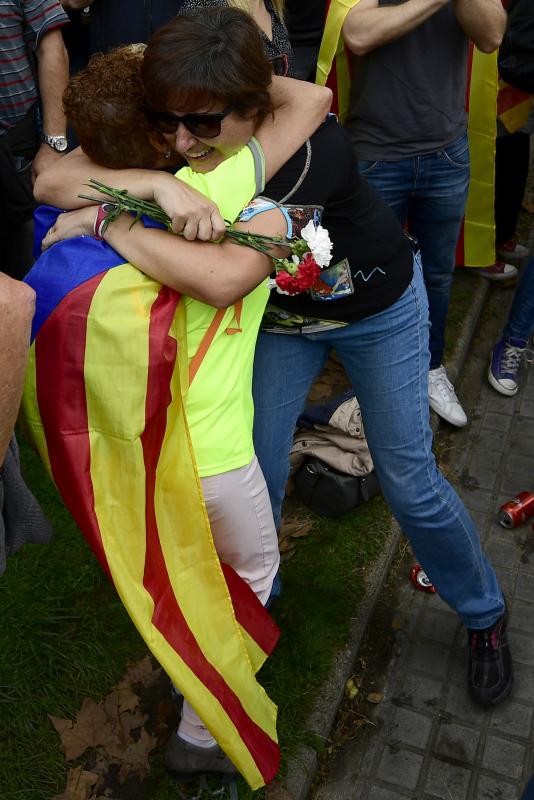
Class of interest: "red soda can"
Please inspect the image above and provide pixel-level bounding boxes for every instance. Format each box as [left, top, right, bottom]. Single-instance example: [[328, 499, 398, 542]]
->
[[499, 492, 534, 529], [410, 564, 436, 593]]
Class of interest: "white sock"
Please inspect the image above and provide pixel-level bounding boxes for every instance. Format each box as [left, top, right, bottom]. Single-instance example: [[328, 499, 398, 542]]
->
[[178, 699, 217, 748], [177, 728, 217, 748]]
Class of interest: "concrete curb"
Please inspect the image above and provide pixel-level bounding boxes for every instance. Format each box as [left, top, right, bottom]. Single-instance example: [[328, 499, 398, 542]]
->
[[278, 274, 491, 800]]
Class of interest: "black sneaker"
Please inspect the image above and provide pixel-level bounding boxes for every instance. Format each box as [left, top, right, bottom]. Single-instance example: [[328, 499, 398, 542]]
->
[[468, 611, 513, 705], [165, 732, 238, 776]]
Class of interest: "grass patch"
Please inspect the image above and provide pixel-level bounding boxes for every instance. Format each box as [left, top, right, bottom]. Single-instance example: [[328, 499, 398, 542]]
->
[[0, 434, 391, 799], [0, 436, 147, 799]]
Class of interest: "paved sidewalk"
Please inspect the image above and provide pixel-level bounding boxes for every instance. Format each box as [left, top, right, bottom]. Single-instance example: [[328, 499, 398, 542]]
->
[[314, 293, 534, 800]]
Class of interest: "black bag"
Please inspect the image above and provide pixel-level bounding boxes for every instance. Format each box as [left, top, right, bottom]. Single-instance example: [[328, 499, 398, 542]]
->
[[498, 0, 534, 94], [293, 457, 380, 518]]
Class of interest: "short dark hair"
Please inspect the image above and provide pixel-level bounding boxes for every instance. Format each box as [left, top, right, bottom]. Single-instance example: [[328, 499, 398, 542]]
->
[[142, 7, 274, 124], [63, 46, 160, 169]]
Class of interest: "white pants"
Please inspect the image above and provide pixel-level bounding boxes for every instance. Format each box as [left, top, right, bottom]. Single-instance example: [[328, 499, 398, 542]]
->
[[178, 456, 279, 745]]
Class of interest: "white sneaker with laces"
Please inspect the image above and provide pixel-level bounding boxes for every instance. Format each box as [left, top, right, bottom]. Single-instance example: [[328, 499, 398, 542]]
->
[[428, 366, 467, 427]]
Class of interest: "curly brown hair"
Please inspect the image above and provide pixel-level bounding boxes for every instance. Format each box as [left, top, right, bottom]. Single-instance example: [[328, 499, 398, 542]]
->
[[142, 7, 274, 124], [63, 45, 160, 169]]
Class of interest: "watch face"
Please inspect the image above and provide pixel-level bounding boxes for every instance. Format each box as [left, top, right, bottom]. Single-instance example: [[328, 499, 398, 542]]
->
[[55, 137, 68, 152]]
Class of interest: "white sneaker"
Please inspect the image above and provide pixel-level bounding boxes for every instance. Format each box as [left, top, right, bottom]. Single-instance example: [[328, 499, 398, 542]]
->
[[428, 366, 467, 427]]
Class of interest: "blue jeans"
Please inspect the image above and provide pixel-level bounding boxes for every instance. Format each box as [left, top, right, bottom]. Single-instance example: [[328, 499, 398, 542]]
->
[[504, 257, 534, 342], [358, 134, 470, 369], [522, 774, 534, 800], [252, 258, 503, 629]]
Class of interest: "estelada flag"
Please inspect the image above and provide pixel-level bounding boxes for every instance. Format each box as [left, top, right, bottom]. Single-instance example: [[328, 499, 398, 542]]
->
[[21, 206, 280, 788], [316, 2, 499, 268]]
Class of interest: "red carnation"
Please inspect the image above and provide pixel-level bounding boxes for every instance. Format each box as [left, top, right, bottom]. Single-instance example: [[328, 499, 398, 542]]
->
[[275, 253, 321, 295]]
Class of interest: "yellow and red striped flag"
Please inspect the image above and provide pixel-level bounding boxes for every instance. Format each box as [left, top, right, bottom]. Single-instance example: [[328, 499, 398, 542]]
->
[[21, 206, 280, 788]]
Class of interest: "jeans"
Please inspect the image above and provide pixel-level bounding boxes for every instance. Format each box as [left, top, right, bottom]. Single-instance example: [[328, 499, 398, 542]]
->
[[504, 257, 534, 343], [358, 134, 470, 369], [252, 257, 504, 629]]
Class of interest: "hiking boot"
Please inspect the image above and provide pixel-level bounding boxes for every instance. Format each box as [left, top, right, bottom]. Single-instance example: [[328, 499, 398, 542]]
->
[[468, 611, 513, 705], [428, 366, 467, 427], [165, 732, 238, 776], [488, 336, 527, 396], [497, 239, 529, 260], [479, 261, 518, 281]]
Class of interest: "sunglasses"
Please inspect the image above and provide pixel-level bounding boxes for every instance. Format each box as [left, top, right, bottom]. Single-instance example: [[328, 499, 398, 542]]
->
[[143, 103, 234, 138]]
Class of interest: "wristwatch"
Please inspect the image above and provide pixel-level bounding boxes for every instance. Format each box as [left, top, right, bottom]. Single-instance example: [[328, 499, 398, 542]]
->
[[41, 133, 68, 153]]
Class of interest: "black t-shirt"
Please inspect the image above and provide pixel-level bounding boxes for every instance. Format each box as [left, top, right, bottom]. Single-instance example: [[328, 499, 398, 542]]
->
[[285, 0, 326, 46], [262, 115, 413, 322]]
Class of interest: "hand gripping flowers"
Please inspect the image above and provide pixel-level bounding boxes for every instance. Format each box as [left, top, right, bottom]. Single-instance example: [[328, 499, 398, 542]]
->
[[81, 180, 333, 295]]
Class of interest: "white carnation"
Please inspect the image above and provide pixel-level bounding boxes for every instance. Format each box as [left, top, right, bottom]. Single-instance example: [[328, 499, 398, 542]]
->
[[300, 220, 333, 268]]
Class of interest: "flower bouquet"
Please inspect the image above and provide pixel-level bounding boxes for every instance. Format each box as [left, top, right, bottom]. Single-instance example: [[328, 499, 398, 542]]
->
[[80, 179, 333, 295]]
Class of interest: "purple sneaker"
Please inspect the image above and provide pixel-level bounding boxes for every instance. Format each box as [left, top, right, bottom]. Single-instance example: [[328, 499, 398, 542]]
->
[[488, 337, 527, 396]]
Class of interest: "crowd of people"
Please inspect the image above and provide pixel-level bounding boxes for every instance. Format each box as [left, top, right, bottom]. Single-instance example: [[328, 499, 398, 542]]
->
[[2, 0, 534, 790]]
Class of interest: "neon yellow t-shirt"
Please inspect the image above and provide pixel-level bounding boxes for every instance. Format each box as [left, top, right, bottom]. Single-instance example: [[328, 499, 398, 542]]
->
[[175, 139, 270, 477]]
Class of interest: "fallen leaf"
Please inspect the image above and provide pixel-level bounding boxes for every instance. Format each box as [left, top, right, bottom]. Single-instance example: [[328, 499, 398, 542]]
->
[[366, 692, 384, 704], [117, 728, 158, 783], [125, 655, 162, 688], [288, 522, 314, 539], [54, 766, 99, 800], [110, 678, 139, 714], [279, 538, 298, 553], [50, 699, 120, 761], [117, 709, 149, 738]]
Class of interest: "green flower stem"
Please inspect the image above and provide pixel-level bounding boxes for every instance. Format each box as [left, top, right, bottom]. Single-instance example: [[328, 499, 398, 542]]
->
[[80, 180, 299, 258]]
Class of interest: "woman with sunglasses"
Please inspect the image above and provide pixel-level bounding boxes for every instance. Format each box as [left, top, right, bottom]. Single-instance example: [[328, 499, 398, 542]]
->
[[39, 2, 512, 763], [179, 0, 291, 76], [34, 32, 330, 779]]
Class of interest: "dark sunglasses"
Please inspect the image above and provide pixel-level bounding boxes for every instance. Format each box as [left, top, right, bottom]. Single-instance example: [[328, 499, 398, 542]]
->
[[143, 103, 234, 138], [269, 53, 289, 77]]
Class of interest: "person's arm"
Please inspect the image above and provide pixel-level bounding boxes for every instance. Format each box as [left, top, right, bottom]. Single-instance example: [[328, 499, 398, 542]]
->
[[453, 0, 505, 53], [41, 203, 288, 307], [34, 150, 228, 240], [0, 276, 35, 465], [342, 0, 449, 56], [34, 77, 331, 236], [256, 76, 332, 181], [31, 28, 70, 181]]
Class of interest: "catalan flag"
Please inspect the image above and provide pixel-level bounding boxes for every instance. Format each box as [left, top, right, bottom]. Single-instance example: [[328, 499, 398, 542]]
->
[[21, 205, 280, 788]]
